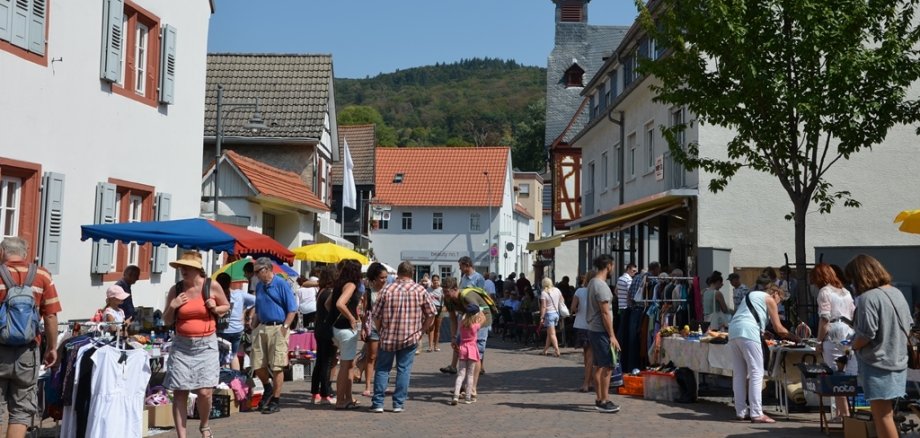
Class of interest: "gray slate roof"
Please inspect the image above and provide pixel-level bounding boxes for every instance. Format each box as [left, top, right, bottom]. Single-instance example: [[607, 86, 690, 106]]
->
[[332, 124, 376, 186], [545, 24, 629, 147], [204, 54, 333, 138]]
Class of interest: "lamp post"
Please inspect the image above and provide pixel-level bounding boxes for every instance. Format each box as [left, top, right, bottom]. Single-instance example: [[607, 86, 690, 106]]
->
[[483, 170, 493, 274], [213, 84, 268, 221]]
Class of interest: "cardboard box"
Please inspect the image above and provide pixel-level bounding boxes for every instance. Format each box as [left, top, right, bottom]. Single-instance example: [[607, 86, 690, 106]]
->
[[189, 394, 232, 419], [213, 388, 239, 415], [843, 416, 878, 438], [141, 407, 148, 436], [147, 403, 174, 429]]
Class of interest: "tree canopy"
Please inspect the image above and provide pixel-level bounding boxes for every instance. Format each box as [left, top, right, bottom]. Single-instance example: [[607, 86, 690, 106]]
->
[[638, 0, 920, 319]]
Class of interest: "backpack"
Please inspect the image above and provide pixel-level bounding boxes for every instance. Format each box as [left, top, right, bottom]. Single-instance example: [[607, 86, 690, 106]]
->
[[200, 279, 231, 332], [460, 287, 500, 317], [674, 367, 698, 403], [0, 264, 40, 346]]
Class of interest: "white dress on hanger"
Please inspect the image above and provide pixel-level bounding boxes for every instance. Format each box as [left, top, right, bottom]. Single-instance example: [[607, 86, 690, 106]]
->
[[85, 346, 152, 438]]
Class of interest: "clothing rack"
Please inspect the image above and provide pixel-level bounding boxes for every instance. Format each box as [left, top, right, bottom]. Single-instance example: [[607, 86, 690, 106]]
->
[[631, 275, 696, 325]]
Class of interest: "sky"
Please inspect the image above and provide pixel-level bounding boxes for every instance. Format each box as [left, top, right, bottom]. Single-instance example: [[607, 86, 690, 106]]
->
[[207, 0, 639, 79]]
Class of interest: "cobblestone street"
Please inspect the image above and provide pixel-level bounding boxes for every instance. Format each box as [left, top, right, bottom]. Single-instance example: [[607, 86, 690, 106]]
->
[[204, 338, 825, 438]]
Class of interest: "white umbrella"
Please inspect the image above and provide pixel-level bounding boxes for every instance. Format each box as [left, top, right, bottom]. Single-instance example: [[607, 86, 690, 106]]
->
[[361, 261, 396, 274]]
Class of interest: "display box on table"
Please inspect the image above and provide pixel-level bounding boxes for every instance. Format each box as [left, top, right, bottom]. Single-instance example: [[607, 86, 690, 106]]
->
[[803, 374, 858, 396]]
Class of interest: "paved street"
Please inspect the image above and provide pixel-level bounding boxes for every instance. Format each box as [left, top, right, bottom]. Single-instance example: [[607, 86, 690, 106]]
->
[[204, 338, 825, 438]]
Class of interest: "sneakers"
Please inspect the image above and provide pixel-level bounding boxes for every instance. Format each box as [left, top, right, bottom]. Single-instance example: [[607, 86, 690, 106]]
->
[[312, 394, 321, 404], [440, 365, 457, 374], [595, 400, 621, 413], [322, 396, 336, 405], [463, 399, 472, 405], [262, 399, 280, 414], [393, 406, 405, 413], [369, 406, 384, 413], [449, 398, 458, 406]]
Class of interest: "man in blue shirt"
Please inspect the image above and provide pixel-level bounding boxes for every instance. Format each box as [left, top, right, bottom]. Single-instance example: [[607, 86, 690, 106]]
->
[[251, 257, 297, 414], [440, 256, 491, 377]]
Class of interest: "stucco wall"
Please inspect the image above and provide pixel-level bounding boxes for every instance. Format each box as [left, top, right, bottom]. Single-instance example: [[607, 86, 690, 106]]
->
[[0, 0, 212, 320]]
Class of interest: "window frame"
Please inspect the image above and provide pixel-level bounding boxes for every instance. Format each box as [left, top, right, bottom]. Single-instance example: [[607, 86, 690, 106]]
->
[[111, 0, 160, 107], [601, 152, 609, 190], [439, 265, 453, 281], [470, 213, 481, 232], [133, 22, 148, 95], [0, 158, 40, 261], [105, 177, 154, 282], [0, 176, 22, 239], [646, 121, 656, 172], [627, 132, 637, 178], [519, 183, 530, 196], [0, 0, 49, 66], [432, 212, 443, 231], [401, 212, 412, 230], [612, 142, 621, 184]]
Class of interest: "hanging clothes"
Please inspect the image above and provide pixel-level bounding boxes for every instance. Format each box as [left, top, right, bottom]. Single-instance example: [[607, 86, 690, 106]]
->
[[86, 346, 151, 437]]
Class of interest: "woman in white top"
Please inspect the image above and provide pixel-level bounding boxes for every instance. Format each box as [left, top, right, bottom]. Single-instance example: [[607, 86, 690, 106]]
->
[[812, 263, 857, 421], [296, 276, 318, 328], [570, 272, 594, 392], [539, 277, 563, 357]]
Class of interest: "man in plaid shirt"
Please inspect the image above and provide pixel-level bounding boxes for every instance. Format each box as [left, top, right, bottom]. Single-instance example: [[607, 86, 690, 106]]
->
[[369, 261, 435, 413]]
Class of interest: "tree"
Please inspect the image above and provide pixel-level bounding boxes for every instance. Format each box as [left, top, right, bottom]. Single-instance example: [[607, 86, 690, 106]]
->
[[510, 98, 547, 171], [337, 105, 398, 146], [637, 0, 920, 320]]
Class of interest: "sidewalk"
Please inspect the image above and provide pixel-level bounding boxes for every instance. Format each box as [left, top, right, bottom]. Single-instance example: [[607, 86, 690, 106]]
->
[[204, 337, 823, 437]]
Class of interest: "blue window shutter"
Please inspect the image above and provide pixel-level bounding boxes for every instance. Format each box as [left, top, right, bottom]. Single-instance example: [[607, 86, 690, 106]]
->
[[0, 0, 12, 42], [10, 0, 27, 49], [151, 192, 171, 273], [38, 172, 64, 274], [99, 0, 123, 82], [158, 24, 176, 104], [91, 182, 116, 274], [26, 0, 44, 55]]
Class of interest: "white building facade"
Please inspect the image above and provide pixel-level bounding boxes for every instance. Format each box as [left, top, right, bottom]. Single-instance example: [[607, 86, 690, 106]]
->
[[0, 0, 213, 320]]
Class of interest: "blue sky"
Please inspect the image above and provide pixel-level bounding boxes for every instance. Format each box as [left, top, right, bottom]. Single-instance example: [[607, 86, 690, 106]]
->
[[207, 0, 639, 79]]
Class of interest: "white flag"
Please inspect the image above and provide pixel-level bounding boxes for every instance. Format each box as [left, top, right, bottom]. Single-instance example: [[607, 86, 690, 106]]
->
[[343, 138, 357, 210]]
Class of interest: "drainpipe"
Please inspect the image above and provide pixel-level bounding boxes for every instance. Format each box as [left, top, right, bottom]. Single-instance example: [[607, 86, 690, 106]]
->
[[607, 108, 626, 265]]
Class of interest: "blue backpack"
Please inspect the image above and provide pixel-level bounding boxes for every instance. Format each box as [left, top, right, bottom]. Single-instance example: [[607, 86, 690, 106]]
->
[[0, 264, 39, 346]]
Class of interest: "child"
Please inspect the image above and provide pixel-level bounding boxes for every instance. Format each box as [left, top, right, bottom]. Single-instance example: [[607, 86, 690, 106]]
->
[[103, 285, 132, 325], [451, 303, 485, 405]]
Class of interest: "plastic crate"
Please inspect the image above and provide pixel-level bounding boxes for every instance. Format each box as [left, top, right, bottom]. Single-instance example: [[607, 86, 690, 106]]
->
[[642, 371, 680, 402], [618, 374, 645, 397]]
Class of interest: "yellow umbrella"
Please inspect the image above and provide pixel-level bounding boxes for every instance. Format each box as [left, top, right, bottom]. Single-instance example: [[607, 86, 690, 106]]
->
[[894, 209, 920, 234], [291, 242, 369, 265]]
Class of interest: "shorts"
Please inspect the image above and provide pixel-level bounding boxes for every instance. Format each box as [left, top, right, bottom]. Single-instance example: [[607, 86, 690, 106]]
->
[[574, 328, 591, 348], [333, 327, 359, 361], [0, 345, 38, 425], [858, 360, 906, 401], [251, 325, 290, 373], [367, 328, 380, 342], [218, 331, 243, 356], [543, 311, 559, 328], [589, 331, 615, 368]]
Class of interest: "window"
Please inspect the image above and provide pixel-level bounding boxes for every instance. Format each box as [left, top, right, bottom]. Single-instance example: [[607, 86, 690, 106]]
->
[[587, 161, 595, 194], [393, 173, 404, 183], [439, 265, 453, 281], [598, 82, 608, 115], [560, 0, 584, 22], [627, 133, 637, 177], [609, 70, 619, 100], [126, 194, 142, 267], [0, 177, 22, 238], [432, 212, 443, 231], [563, 63, 584, 88], [589, 95, 597, 120], [604, 78, 612, 107], [111, 2, 160, 106], [262, 212, 276, 239], [133, 23, 148, 95], [519, 183, 530, 196], [0, 0, 48, 64], [470, 213, 481, 232], [401, 212, 412, 230], [0, 158, 40, 260], [623, 52, 635, 87], [107, 178, 153, 281], [378, 214, 389, 230], [671, 107, 686, 148], [613, 143, 621, 183], [602, 152, 609, 189], [646, 122, 656, 170]]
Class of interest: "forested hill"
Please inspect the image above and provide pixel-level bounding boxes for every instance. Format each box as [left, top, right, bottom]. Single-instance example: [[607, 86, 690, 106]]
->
[[334, 58, 547, 171]]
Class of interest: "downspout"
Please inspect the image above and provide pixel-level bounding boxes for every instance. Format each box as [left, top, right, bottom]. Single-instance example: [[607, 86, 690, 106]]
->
[[607, 106, 625, 265]]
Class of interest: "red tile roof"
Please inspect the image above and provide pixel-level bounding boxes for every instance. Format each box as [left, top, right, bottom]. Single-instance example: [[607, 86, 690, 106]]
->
[[224, 150, 329, 212], [374, 147, 509, 207]]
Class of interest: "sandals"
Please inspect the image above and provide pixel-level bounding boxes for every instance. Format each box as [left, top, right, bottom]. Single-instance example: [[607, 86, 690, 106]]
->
[[335, 400, 362, 410], [750, 415, 776, 424], [361, 390, 372, 397], [200, 426, 214, 438]]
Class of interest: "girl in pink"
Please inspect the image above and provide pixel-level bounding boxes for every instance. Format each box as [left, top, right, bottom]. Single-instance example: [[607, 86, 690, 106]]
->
[[451, 303, 484, 405]]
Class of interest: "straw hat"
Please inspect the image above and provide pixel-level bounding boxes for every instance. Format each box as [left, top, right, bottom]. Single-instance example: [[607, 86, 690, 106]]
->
[[169, 251, 204, 271]]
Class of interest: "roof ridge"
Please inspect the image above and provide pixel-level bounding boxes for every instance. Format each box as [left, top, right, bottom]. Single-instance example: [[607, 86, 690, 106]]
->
[[207, 52, 333, 58]]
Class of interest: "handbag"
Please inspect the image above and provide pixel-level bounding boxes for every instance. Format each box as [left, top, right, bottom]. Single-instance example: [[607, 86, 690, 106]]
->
[[878, 289, 920, 370], [745, 293, 771, 371], [556, 292, 571, 318]]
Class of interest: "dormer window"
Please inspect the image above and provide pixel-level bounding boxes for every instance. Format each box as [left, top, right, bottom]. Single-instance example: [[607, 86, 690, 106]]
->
[[393, 173, 404, 183], [564, 63, 585, 88]]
